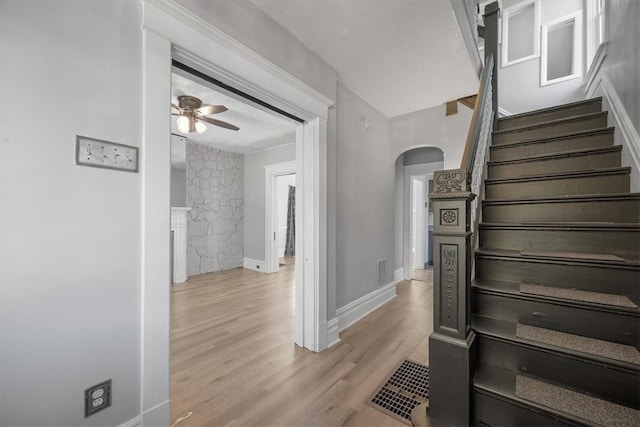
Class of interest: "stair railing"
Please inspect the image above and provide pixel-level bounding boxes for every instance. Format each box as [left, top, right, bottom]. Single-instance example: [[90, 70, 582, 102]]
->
[[426, 2, 499, 426]]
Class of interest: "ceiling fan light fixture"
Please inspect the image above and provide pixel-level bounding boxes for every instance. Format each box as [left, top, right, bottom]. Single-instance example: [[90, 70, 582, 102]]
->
[[195, 121, 207, 134], [176, 115, 190, 133]]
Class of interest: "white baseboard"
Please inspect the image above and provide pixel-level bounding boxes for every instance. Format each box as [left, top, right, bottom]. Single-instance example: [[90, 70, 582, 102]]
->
[[118, 416, 142, 427], [278, 248, 285, 258], [336, 281, 397, 332], [498, 107, 512, 117], [142, 399, 170, 426], [243, 257, 266, 272], [327, 317, 340, 348], [394, 268, 404, 284], [600, 74, 640, 178]]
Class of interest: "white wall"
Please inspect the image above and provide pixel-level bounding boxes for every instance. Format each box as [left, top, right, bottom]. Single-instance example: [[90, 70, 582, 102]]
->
[[336, 83, 395, 308], [390, 103, 473, 169], [498, 0, 585, 114], [243, 144, 296, 261], [0, 1, 142, 425], [276, 174, 296, 257]]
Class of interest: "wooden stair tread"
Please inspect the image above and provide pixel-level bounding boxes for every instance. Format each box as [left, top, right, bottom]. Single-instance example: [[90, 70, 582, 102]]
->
[[472, 278, 640, 313], [476, 248, 640, 268], [493, 111, 607, 135], [483, 193, 640, 205], [487, 145, 621, 166], [485, 166, 631, 184], [490, 127, 614, 149], [515, 375, 640, 426], [498, 97, 603, 122]]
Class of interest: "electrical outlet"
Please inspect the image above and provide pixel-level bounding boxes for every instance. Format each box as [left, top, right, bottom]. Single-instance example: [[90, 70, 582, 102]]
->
[[85, 379, 111, 417]]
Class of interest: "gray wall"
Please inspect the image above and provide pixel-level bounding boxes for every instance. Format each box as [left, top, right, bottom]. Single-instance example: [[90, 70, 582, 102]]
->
[[336, 83, 395, 308], [171, 167, 187, 207], [0, 1, 142, 425], [605, 0, 640, 190], [404, 147, 445, 166], [243, 143, 296, 261], [499, 0, 585, 114], [607, 0, 639, 133], [175, 0, 337, 101], [186, 141, 244, 275]]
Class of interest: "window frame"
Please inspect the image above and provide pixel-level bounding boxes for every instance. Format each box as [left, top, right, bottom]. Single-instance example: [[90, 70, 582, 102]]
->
[[501, 0, 541, 68], [540, 10, 583, 87]]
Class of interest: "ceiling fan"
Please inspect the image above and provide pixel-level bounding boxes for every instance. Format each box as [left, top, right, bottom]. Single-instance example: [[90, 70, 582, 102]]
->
[[171, 95, 240, 134]]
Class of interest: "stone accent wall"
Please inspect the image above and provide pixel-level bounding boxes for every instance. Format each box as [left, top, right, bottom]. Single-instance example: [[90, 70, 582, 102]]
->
[[186, 141, 244, 276]]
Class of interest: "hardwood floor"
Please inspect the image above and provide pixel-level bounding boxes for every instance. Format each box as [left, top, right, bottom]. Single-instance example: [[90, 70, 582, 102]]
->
[[171, 262, 434, 426]]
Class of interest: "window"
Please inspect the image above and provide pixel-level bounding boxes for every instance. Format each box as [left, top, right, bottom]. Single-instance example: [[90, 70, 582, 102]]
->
[[501, 0, 540, 67], [540, 11, 583, 86]]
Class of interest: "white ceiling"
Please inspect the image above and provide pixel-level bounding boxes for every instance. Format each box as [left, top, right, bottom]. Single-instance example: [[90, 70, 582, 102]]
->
[[249, 0, 480, 117], [171, 72, 296, 155]]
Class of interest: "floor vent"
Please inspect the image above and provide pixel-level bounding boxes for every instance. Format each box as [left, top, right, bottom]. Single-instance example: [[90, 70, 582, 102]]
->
[[377, 259, 386, 287], [369, 359, 430, 424]]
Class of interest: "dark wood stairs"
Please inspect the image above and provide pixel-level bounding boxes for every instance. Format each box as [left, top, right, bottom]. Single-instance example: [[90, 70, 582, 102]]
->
[[471, 97, 640, 426]]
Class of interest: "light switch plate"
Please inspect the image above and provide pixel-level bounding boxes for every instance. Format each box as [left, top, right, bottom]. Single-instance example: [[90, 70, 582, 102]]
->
[[76, 135, 138, 172]]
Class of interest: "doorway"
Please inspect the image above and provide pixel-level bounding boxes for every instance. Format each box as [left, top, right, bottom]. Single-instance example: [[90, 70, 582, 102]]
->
[[265, 162, 297, 273], [410, 174, 434, 282]]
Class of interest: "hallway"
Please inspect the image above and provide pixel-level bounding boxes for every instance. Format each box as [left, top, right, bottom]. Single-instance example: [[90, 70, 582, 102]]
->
[[171, 264, 433, 426]]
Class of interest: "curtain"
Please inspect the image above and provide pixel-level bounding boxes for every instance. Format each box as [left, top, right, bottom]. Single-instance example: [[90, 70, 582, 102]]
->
[[284, 185, 295, 257]]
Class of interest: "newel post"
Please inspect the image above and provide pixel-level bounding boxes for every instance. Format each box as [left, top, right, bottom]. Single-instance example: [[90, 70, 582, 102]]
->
[[427, 169, 476, 426]]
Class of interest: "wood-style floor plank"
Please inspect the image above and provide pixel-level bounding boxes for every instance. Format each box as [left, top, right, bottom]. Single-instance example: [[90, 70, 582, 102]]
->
[[171, 261, 434, 426]]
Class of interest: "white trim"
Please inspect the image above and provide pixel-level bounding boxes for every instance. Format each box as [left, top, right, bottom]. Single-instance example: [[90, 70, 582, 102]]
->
[[600, 74, 640, 176], [498, 107, 513, 117], [118, 416, 142, 427], [336, 282, 398, 332], [141, 399, 170, 426], [243, 257, 267, 272], [585, 42, 608, 99], [394, 268, 405, 284], [265, 161, 297, 274], [502, 0, 540, 68], [540, 11, 583, 87], [327, 317, 340, 347]]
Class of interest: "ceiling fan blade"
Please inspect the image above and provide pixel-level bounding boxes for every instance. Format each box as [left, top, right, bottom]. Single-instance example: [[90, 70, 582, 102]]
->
[[198, 116, 240, 131], [171, 103, 182, 111], [197, 105, 228, 115]]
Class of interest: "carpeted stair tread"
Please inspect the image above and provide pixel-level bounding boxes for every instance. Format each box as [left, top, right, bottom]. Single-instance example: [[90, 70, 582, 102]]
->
[[520, 250, 628, 262], [483, 192, 640, 205], [484, 166, 631, 184], [516, 324, 640, 365], [477, 248, 640, 267], [520, 283, 637, 308], [515, 375, 640, 427], [487, 145, 621, 166], [481, 222, 640, 230], [490, 126, 614, 149], [493, 111, 607, 135], [497, 97, 602, 122]]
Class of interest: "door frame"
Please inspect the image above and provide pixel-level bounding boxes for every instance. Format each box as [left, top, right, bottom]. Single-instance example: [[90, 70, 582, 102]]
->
[[265, 161, 296, 273], [140, 2, 333, 423]]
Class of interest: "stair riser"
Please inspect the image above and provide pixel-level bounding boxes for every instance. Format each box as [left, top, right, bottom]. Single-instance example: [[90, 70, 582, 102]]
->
[[490, 132, 614, 161], [479, 228, 640, 258], [473, 390, 578, 426], [493, 115, 608, 145], [498, 102, 603, 131], [485, 173, 630, 199], [476, 335, 639, 408], [488, 150, 621, 179], [483, 199, 640, 223], [472, 292, 640, 346], [475, 256, 640, 299]]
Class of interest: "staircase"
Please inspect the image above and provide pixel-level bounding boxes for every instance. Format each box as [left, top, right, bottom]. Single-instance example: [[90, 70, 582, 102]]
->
[[471, 98, 640, 426]]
